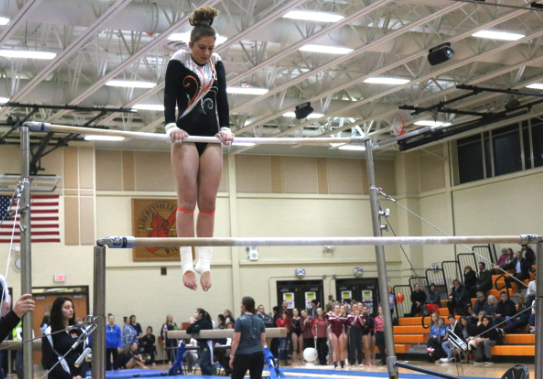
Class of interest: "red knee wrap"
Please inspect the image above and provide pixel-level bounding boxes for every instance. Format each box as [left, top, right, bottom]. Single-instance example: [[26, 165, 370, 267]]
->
[[199, 210, 215, 215], [177, 207, 194, 214]]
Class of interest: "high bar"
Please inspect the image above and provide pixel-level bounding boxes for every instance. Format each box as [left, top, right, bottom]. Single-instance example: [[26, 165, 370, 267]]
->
[[96, 235, 541, 248], [168, 328, 287, 339], [22, 122, 365, 145]]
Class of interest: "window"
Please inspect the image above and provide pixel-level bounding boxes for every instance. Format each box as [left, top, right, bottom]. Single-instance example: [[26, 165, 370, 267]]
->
[[457, 134, 484, 184], [455, 117, 543, 185], [492, 124, 521, 176], [532, 118, 543, 168]]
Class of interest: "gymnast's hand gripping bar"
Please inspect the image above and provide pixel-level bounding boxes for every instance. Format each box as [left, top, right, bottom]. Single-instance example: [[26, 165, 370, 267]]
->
[[21, 121, 367, 145], [96, 235, 542, 248]]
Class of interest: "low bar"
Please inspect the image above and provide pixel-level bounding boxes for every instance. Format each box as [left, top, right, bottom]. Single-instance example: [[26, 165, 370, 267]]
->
[[0, 340, 41, 351], [22, 122, 363, 145], [168, 328, 287, 339], [97, 235, 541, 248]]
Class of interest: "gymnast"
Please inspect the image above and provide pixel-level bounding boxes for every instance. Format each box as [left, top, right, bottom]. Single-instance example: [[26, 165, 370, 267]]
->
[[164, 6, 234, 291]]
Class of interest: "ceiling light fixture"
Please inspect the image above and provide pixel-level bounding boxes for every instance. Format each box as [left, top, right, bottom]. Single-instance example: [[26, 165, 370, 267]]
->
[[527, 83, 543, 90], [0, 50, 56, 59], [167, 32, 227, 45], [0, 17, 9, 25], [283, 10, 344, 23], [299, 44, 353, 55], [414, 120, 452, 127], [105, 80, 156, 88], [84, 135, 125, 141], [0, 97, 9, 103], [472, 30, 525, 41], [338, 144, 366, 151], [226, 87, 269, 95], [364, 77, 410, 85], [132, 104, 164, 111], [283, 112, 323, 119]]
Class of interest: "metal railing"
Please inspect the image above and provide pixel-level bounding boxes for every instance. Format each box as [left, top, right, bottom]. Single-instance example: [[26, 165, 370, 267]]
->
[[472, 245, 495, 268], [442, 260, 462, 293], [409, 276, 429, 293], [425, 268, 448, 301], [393, 285, 413, 318], [457, 253, 477, 276]]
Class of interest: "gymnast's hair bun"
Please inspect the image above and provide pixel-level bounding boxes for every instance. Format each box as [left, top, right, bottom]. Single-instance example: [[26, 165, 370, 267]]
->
[[189, 6, 219, 27]]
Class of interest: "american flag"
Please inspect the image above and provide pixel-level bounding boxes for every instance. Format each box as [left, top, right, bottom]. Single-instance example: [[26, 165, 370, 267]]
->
[[0, 195, 60, 243]]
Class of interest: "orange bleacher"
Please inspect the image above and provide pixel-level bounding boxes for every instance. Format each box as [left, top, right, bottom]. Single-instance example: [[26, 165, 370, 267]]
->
[[395, 263, 535, 358]]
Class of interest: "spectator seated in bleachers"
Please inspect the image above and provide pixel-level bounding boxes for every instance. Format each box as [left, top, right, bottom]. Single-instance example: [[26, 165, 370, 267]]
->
[[470, 292, 487, 323], [494, 291, 517, 328], [521, 244, 535, 267], [468, 316, 503, 365], [526, 278, 536, 304], [439, 315, 460, 363], [463, 266, 477, 299], [503, 251, 531, 289], [447, 280, 470, 316], [404, 284, 426, 317], [500, 295, 531, 335], [495, 248, 509, 267], [474, 262, 493, 296], [426, 314, 446, 362], [485, 295, 498, 323], [424, 284, 441, 314]]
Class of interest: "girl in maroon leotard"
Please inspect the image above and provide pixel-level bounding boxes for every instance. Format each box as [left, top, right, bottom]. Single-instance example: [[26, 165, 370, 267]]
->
[[327, 304, 348, 369]]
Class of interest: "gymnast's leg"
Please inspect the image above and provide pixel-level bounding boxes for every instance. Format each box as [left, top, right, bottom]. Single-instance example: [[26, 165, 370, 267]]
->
[[195, 143, 224, 291], [172, 142, 199, 290]]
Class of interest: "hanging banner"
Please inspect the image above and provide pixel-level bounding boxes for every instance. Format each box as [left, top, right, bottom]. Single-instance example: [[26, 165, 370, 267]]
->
[[305, 292, 316, 308], [283, 292, 295, 309]]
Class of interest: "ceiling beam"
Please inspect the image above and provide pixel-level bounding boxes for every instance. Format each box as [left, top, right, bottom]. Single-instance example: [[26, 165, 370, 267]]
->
[[231, 2, 463, 133], [0, 0, 42, 45], [0, 0, 133, 118], [267, 19, 543, 140], [45, 0, 222, 123], [227, 0, 395, 85]]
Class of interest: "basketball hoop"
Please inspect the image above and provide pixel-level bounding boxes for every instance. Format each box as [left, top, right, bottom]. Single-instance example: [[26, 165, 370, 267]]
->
[[390, 114, 405, 136]]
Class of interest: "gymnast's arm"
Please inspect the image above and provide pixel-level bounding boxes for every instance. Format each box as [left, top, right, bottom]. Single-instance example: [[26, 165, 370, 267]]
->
[[215, 60, 230, 130], [164, 60, 184, 134]]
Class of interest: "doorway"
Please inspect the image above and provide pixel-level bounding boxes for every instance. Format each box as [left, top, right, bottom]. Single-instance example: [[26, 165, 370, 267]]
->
[[276, 280, 324, 311], [335, 278, 380, 315], [31, 286, 89, 365]]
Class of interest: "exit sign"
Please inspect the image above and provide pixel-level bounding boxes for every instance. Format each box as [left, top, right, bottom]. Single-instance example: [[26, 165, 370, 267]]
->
[[54, 274, 65, 282]]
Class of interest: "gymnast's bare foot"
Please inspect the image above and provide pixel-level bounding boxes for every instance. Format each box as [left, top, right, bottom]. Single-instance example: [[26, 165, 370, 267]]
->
[[183, 272, 197, 290], [200, 272, 212, 291]]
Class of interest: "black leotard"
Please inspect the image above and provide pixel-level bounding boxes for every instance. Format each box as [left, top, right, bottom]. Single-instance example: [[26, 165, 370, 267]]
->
[[164, 50, 229, 155]]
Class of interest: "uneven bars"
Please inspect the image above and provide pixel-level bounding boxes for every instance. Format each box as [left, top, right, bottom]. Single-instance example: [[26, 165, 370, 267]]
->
[[22, 122, 364, 145], [168, 328, 287, 339], [97, 235, 541, 248]]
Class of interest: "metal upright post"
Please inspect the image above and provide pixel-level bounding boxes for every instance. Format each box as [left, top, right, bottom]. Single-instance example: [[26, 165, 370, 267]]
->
[[535, 242, 543, 379], [92, 245, 107, 379], [364, 139, 398, 379], [19, 125, 33, 379]]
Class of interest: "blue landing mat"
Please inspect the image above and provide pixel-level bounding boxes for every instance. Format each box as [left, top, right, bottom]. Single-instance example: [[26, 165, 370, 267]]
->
[[103, 369, 169, 378], [279, 368, 496, 379]]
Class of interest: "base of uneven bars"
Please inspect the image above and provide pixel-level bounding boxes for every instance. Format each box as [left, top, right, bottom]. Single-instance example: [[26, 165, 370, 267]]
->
[[97, 235, 541, 248], [168, 328, 287, 339], [395, 361, 461, 379]]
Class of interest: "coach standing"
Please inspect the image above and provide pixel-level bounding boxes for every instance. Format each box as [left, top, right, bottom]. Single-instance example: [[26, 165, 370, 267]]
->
[[230, 297, 266, 379]]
